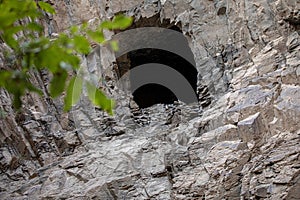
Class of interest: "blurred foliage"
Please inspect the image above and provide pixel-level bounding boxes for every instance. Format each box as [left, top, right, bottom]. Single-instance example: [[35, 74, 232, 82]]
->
[[0, 0, 133, 114]]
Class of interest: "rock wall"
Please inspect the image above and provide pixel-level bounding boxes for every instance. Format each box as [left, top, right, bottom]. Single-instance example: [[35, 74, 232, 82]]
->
[[0, 0, 300, 199]]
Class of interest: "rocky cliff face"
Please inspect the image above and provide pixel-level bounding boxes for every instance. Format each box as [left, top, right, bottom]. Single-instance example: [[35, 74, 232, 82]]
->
[[0, 0, 300, 199]]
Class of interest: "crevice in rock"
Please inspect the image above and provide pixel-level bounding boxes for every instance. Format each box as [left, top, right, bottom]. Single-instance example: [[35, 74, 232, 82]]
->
[[217, 7, 227, 15]]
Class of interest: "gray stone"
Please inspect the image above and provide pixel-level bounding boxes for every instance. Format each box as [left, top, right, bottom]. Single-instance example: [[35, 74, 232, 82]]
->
[[237, 112, 265, 143], [0, 0, 300, 199]]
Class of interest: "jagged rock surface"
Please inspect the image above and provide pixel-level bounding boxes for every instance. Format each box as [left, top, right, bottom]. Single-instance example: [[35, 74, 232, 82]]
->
[[0, 0, 300, 199]]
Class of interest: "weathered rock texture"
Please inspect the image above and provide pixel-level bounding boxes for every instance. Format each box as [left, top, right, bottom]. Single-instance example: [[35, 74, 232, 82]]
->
[[1, 0, 300, 199]]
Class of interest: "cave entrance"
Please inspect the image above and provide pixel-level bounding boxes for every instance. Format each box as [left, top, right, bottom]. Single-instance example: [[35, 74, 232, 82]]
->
[[115, 21, 198, 108], [128, 48, 197, 108], [133, 83, 177, 108]]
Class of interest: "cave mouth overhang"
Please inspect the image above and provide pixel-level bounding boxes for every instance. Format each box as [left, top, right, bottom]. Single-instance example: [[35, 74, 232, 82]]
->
[[114, 26, 198, 108]]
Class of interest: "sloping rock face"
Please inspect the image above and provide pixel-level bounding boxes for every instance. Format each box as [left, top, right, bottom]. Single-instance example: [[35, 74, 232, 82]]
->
[[0, 0, 300, 199]]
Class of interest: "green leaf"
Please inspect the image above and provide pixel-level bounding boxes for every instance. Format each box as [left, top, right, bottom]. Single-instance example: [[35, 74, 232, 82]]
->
[[73, 35, 91, 54], [1, 26, 23, 49], [110, 40, 119, 51], [35, 46, 61, 72], [81, 22, 88, 31], [86, 82, 114, 115], [25, 22, 43, 32], [70, 26, 79, 34], [12, 90, 22, 110], [87, 30, 105, 44], [5, 71, 26, 94], [35, 41, 80, 72], [64, 76, 83, 111], [100, 14, 133, 30], [112, 14, 133, 30], [38, 1, 56, 14], [23, 37, 49, 54], [0, 70, 42, 110], [0, 71, 12, 87], [0, 71, 27, 110], [49, 70, 68, 98], [100, 21, 114, 30], [0, 13, 18, 29]]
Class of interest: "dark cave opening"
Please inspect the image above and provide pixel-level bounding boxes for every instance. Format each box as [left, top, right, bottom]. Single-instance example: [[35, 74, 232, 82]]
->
[[133, 83, 178, 108], [128, 48, 198, 108], [115, 22, 198, 108]]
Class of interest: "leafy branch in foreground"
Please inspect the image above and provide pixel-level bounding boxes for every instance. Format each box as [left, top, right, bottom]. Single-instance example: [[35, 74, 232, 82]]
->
[[0, 0, 132, 115]]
